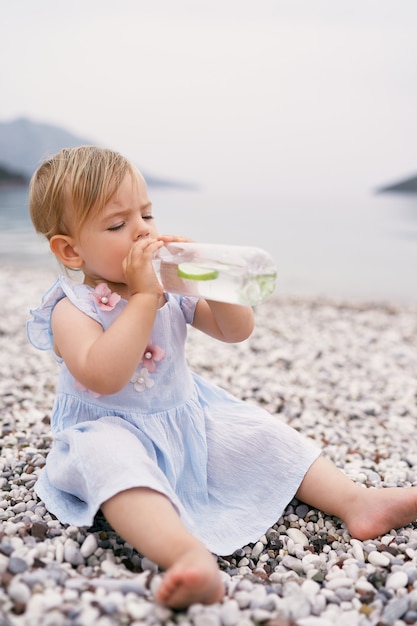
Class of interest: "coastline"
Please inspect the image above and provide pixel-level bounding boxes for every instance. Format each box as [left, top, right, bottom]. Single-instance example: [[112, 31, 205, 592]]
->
[[2, 265, 417, 624]]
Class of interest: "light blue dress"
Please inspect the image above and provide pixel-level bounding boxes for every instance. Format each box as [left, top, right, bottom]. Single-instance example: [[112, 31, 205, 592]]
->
[[27, 277, 320, 556]]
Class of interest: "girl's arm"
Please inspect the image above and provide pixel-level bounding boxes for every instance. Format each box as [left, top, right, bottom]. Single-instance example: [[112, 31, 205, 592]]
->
[[158, 234, 254, 343], [51, 239, 164, 395], [52, 292, 160, 395], [192, 299, 254, 343]]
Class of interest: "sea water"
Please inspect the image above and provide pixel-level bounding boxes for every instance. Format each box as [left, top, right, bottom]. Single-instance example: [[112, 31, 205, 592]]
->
[[1, 185, 416, 303]]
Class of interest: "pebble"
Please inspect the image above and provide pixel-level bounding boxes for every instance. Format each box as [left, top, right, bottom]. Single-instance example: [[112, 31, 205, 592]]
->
[[220, 599, 241, 626], [8, 556, 29, 574], [2, 268, 417, 625], [8, 580, 31, 604], [193, 610, 222, 626], [301, 579, 321, 598], [286, 528, 309, 547], [350, 540, 365, 562], [386, 570, 409, 589], [381, 596, 409, 623], [367, 551, 391, 567], [281, 555, 305, 574], [0, 553, 9, 574], [64, 539, 84, 566], [80, 533, 98, 558], [325, 577, 354, 590], [126, 599, 152, 620]]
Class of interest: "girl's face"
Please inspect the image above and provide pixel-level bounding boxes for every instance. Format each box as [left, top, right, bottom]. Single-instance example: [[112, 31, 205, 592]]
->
[[71, 171, 159, 286]]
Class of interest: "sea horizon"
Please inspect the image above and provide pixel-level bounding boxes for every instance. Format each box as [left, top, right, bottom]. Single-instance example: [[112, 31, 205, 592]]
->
[[1, 184, 417, 306]]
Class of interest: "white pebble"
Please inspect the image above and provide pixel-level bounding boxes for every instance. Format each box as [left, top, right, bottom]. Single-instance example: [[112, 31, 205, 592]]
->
[[193, 610, 222, 626], [251, 541, 264, 558], [251, 608, 275, 623], [26, 593, 47, 616], [234, 590, 251, 609], [301, 578, 321, 598], [55, 541, 64, 563], [367, 551, 390, 567], [80, 533, 98, 558], [64, 538, 83, 565], [386, 570, 408, 589], [126, 600, 152, 620], [220, 599, 241, 626], [286, 527, 309, 547], [101, 559, 122, 577], [350, 540, 365, 561], [8, 580, 31, 604], [355, 578, 376, 592], [325, 577, 355, 590], [4, 521, 19, 536], [153, 605, 173, 622]]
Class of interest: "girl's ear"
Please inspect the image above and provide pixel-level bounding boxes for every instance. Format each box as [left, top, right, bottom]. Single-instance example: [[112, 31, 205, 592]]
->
[[49, 235, 83, 269]]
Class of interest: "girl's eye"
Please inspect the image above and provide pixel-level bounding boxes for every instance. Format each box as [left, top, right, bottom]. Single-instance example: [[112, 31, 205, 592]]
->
[[108, 223, 125, 231], [142, 214, 154, 220]]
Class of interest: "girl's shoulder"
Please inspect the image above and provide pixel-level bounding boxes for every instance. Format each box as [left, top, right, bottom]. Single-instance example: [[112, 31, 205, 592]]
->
[[27, 276, 101, 352]]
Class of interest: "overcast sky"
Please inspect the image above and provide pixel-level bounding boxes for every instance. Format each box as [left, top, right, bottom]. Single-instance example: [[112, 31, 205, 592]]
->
[[2, 0, 417, 194]]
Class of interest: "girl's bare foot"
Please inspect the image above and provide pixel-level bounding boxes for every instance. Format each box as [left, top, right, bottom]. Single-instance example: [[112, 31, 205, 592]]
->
[[344, 485, 417, 541], [297, 457, 417, 542], [155, 547, 225, 609]]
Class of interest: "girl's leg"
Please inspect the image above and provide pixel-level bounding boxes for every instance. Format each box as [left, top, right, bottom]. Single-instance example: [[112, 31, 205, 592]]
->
[[101, 487, 224, 609], [296, 455, 417, 540]]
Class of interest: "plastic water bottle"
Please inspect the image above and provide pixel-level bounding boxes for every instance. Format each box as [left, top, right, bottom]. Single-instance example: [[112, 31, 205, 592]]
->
[[153, 242, 277, 306]]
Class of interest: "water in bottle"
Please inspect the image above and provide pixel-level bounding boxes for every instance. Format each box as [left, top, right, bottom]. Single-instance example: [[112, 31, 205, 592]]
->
[[153, 242, 277, 306]]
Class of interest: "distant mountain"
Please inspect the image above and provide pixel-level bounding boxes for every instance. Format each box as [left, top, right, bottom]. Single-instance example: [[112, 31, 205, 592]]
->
[[0, 117, 195, 189], [0, 163, 27, 185], [0, 117, 93, 179], [378, 174, 417, 194]]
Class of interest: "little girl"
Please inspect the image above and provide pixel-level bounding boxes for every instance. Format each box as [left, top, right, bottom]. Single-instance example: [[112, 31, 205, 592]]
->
[[27, 146, 417, 609]]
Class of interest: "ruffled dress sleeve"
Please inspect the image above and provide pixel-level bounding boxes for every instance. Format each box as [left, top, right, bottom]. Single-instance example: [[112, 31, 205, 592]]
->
[[27, 276, 101, 356], [178, 295, 198, 324]]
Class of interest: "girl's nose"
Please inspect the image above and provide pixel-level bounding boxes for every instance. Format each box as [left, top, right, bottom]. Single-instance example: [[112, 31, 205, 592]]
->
[[134, 216, 150, 240]]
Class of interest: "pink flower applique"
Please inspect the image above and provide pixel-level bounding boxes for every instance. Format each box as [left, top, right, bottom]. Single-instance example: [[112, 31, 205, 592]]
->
[[74, 379, 102, 398], [131, 368, 154, 393], [89, 283, 121, 311], [140, 341, 165, 373]]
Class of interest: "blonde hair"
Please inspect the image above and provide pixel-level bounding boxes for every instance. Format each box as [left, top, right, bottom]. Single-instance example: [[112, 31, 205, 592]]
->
[[29, 146, 137, 239]]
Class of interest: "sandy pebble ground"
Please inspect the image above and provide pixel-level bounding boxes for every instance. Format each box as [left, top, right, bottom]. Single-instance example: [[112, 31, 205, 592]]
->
[[1, 265, 417, 626]]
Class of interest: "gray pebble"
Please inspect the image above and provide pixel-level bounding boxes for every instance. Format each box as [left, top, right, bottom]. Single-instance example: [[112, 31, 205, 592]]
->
[[381, 596, 409, 623], [281, 555, 305, 574], [7, 556, 28, 574]]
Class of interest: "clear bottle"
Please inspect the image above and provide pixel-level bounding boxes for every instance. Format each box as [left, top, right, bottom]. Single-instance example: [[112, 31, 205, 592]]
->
[[153, 242, 277, 306]]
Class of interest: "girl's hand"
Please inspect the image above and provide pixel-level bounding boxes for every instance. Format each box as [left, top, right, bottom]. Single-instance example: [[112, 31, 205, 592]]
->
[[122, 238, 164, 297], [157, 234, 194, 244]]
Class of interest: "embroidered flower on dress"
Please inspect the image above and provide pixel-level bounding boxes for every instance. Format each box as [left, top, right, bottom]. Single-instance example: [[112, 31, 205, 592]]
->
[[131, 368, 154, 392], [74, 380, 102, 398], [140, 341, 165, 372], [89, 283, 121, 311]]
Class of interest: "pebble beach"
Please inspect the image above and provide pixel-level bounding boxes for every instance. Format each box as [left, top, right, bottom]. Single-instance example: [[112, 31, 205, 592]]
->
[[1, 265, 417, 626]]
